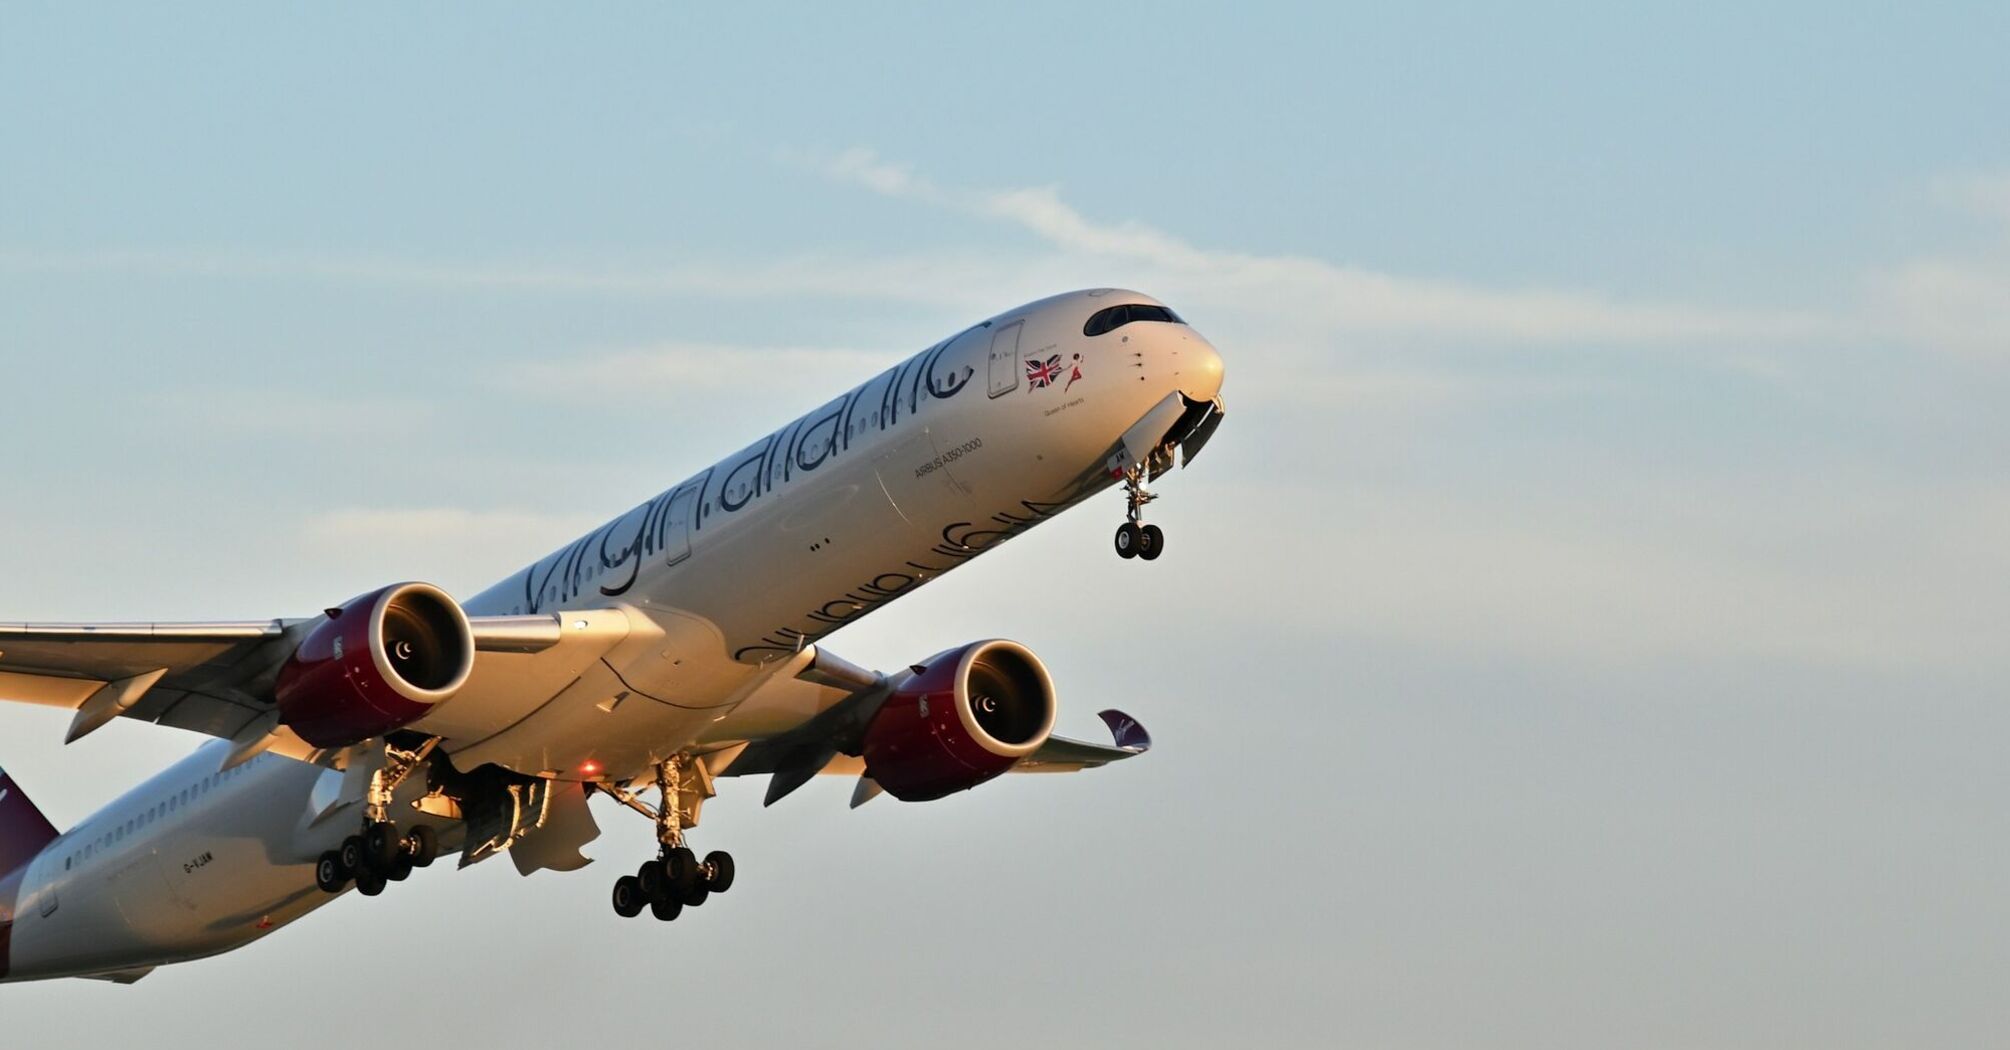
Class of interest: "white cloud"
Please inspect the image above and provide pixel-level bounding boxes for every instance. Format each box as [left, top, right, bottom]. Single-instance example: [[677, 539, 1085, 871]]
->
[[1931, 172, 2010, 227], [821, 146, 928, 199], [0, 246, 1025, 311], [12, 154, 2004, 361], [813, 147, 1845, 347], [1869, 173, 2010, 359], [1875, 258, 2010, 358]]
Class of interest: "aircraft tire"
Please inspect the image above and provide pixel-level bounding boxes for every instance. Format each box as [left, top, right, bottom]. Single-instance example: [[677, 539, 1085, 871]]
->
[[649, 894, 683, 922], [638, 860, 667, 902], [316, 851, 347, 893], [356, 870, 388, 897], [1138, 524, 1164, 560], [338, 836, 366, 876], [612, 876, 645, 918], [1114, 523, 1141, 558], [703, 850, 735, 893], [664, 846, 699, 896], [365, 822, 401, 871], [406, 825, 439, 868]]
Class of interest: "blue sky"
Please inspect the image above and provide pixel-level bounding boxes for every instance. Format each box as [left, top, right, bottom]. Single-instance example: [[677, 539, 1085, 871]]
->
[[3, 4, 2010, 1048]]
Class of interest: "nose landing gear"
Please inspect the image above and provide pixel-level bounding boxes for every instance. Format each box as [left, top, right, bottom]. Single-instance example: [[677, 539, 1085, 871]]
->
[[599, 755, 737, 923], [1113, 466, 1165, 561]]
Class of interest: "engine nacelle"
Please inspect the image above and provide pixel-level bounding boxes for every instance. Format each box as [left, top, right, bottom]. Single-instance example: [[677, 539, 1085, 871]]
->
[[861, 639, 1057, 801], [275, 582, 475, 748]]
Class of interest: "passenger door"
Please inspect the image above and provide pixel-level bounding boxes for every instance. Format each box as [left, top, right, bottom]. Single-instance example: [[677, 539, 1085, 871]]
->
[[986, 322, 1022, 398], [659, 485, 698, 566]]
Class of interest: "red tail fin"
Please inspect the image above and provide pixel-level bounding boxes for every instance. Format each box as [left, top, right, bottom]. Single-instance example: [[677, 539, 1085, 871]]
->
[[0, 766, 60, 876]]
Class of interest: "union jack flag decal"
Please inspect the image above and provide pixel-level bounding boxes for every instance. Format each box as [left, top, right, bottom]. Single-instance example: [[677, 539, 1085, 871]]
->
[[1026, 353, 1084, 391]]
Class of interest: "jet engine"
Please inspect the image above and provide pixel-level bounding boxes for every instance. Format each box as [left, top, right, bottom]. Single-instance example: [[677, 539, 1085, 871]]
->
[[860, 639, 1057, 801], [275, 582, 475, 748]]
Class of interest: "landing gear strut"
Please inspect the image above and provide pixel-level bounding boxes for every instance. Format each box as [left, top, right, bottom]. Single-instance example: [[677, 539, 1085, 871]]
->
[[600, 754, 736, 922], [316, 738, 441, 895], [1113, 466, 1165, 561]]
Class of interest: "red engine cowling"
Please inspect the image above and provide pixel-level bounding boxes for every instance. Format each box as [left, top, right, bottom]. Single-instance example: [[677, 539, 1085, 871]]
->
[[861, 639, 1057, 801], [274, 582, 475, 748]]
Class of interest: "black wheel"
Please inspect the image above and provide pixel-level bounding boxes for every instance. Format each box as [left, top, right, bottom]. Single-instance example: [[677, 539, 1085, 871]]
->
[[649, 894, 683, 922], [315, 851, 347, 893], [682, 881, 711, 908], [612, 875, 645, 918], [338, 836, 365, 876], [638, 860, 666, 902], [703, 850, 735, 893], [1138, 524, 1164, 561], [387, 854, 413, 882], [355, 870, 387, 897], [365, 822, 400, 871], [405, 825, 438, 868], [1114, 523, 1140, 558], [663, 846, 699, 895]]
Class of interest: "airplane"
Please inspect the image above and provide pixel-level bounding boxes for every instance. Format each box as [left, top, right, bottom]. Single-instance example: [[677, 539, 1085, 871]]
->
[[0, 289, 1225, 984]]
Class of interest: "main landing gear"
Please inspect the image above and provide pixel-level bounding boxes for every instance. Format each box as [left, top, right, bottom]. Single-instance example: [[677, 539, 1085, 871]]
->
[[315, 738, 441, 895], [318, 820, 439, 895], [599, 755, 736, 923], [1113, 466, 1165, 561]]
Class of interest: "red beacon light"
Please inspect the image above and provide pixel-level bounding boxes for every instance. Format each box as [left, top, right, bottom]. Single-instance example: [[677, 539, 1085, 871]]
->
[[579, 759, 602, 777]]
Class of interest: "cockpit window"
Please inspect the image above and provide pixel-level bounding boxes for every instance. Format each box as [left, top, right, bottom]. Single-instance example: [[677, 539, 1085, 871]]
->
[[1083, 303, 1184, 337]]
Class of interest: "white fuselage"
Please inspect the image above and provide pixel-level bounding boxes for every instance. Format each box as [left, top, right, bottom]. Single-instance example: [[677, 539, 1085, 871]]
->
[[1, 289, 1224, 982]]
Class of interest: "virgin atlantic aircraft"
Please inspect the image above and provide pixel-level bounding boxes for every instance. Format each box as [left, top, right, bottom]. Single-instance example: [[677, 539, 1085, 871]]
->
[[0, 289, 1225, 983]]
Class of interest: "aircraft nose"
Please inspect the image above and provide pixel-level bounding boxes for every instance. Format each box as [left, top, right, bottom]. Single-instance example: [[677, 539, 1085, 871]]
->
[[1180, 338, 1225, 401]]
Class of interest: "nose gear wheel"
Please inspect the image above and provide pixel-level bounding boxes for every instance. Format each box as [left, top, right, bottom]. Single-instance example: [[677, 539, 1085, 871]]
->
[[1113, 466, 1166, 560]]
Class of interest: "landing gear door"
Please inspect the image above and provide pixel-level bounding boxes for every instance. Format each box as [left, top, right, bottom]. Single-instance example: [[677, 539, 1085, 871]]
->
[[986, 321, 1023, 398]]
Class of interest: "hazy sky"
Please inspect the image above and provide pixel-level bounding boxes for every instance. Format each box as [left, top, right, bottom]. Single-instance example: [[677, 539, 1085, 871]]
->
[[4, 4, 2010, 1048]]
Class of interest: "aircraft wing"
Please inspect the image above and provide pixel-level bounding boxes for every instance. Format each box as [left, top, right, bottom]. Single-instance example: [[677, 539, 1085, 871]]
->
[[1012, 710, 1154, 772], [712, 645, 1151, 805], [0, 613, 615, 760], [0, 619, 307, 745]]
